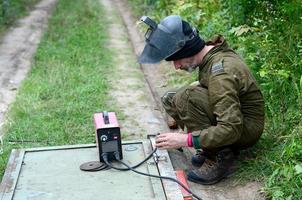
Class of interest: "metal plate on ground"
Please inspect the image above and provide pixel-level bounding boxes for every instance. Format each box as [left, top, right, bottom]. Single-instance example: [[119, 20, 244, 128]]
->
[[79, 161, 109, 171], [0, 141, 167, 200]]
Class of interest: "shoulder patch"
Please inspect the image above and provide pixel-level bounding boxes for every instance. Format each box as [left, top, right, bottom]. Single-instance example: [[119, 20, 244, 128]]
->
[[211, 61, 224, 74]]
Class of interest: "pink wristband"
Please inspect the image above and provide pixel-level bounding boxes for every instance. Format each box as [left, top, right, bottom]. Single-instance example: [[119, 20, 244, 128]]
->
[[187, 133, 193, 147]]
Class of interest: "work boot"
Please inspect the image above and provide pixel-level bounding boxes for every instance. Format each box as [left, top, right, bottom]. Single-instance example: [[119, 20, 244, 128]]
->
[[191, 150, 215, 167], [187, 148, 235, 185]]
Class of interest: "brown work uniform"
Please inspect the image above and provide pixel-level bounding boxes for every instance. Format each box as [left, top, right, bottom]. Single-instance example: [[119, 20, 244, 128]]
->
[[162, 36, 265, 150]]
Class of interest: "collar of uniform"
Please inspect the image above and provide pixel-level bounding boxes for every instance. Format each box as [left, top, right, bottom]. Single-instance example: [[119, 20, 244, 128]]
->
[[198, 35, 228, 70]]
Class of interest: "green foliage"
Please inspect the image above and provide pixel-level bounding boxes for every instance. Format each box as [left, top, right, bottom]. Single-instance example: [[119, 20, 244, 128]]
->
[[128, 0, 302, 198], [0, 0, 39, 31], [0, 0, 112, 179]]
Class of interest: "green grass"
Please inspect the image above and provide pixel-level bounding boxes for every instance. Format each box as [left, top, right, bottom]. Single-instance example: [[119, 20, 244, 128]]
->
[[0, 0, 113, 179], [235, 125, 302, 199]]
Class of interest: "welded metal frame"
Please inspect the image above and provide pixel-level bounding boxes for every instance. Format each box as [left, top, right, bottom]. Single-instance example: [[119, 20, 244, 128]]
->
[[0, 141, 184, 200]]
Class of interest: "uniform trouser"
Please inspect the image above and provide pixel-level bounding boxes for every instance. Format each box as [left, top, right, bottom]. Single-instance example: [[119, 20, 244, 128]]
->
[[162, 83, 263, 152]]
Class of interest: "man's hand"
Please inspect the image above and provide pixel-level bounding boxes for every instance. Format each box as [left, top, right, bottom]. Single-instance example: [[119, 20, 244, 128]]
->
[[155, 132, 187, 149]]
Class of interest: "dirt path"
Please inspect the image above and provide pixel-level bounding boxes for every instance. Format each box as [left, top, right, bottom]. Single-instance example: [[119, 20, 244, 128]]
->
[[0, 0, 57, 139], [99, 0, 168, 139]]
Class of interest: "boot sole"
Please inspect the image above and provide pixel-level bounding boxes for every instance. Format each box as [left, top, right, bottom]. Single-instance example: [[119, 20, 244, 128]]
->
[[187, 168, 236, 185]]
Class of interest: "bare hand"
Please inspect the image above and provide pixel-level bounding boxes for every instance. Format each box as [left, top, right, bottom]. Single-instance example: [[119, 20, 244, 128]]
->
[[155, 132, 187, 149]]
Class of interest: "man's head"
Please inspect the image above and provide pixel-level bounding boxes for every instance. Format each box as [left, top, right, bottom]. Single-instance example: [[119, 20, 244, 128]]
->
[[138, 15, 205, 65]]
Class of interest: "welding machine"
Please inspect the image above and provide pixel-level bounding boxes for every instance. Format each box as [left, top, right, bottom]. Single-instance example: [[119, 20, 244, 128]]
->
[[93, 111, 123, 162]]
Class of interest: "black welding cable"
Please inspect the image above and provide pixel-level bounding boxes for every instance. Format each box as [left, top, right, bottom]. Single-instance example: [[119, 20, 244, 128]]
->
[[101, 147, 157, 171], [102, 153, 203, 200]]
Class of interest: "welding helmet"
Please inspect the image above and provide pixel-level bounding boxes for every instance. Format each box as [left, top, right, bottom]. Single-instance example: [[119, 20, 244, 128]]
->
[[138, 15, 205, 64]]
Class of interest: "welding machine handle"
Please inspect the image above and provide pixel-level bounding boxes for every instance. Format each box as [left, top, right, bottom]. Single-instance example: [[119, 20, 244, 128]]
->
[[103, 111, 110, 124]]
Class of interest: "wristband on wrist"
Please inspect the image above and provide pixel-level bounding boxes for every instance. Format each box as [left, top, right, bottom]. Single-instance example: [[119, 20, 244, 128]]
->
[[192, 135, 202, 149], [187, 133, 193, 147]]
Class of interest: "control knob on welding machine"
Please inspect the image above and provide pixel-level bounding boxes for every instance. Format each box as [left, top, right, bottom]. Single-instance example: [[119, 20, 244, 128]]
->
[[100, 135, 108, 142]]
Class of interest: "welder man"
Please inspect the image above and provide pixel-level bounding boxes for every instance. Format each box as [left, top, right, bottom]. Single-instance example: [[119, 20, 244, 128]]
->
[[138, 15, 265, 185]]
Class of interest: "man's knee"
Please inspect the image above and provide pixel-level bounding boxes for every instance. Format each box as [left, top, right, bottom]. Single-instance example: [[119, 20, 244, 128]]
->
[[173, 85, 216, 131], [161, 91, 176, 109]]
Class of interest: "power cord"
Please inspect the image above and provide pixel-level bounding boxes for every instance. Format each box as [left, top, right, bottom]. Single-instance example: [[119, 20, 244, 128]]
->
[[102, 152, 203, 200], [80, 146, 157, 172], [109, 147, 157, 171]]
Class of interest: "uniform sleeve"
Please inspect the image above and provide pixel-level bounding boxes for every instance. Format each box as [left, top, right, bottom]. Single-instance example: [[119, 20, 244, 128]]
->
[[192, 70, 243, 149]]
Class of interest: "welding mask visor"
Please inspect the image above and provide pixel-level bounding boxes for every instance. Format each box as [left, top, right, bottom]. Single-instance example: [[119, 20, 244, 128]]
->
[[139, 27, 185, 63], [138, 16, 188, 64]]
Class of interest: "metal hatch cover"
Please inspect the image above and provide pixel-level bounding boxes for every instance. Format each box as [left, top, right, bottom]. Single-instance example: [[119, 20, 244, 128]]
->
[[0, 141, 183, 200]]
